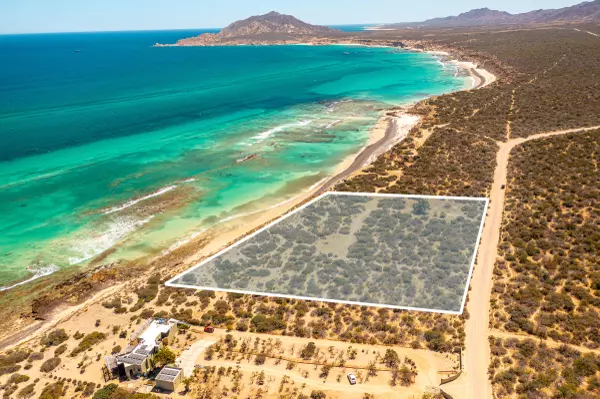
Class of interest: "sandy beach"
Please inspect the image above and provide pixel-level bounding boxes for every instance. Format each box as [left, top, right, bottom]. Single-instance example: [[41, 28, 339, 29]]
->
[[451, 60, 497, 88]]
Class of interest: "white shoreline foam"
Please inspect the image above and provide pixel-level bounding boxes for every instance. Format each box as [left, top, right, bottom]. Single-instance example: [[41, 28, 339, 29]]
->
[[103, 185, 177, 215], [252, 120, 313, 142], [162, 229, 207, 255], [0, 264, 59, 292], [68, 215, 154, 265]]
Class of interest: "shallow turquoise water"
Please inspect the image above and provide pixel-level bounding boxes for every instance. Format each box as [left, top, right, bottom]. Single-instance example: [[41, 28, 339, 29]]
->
[[0, 30, 469, 287]]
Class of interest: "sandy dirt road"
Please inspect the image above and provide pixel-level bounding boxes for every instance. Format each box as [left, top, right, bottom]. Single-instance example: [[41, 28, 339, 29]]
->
[[443, 125, 600, 399]]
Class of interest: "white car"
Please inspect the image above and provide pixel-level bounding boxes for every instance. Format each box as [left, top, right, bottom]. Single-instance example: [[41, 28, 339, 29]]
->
[[347, 373, 357, 385]]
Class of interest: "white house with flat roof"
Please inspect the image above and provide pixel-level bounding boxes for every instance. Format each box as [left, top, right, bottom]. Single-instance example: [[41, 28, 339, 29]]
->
[[116, 318, 177, 378]]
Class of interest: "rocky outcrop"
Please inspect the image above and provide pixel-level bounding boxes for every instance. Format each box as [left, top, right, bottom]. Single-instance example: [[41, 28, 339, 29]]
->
[[220, 11, 337, 36], [175, 11, 339, 46]]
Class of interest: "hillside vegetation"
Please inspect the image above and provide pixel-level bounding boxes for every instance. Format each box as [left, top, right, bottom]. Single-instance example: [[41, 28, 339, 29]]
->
[[337, 27, 600, 198], [491, 131, 600, 347]]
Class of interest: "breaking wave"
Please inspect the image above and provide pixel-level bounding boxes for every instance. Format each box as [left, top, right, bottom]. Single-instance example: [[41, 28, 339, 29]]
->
[[68, 215, 154, 265], [0, 264, 60, 292], [103, 186, 176, 215], [252, 120, 313, 142]]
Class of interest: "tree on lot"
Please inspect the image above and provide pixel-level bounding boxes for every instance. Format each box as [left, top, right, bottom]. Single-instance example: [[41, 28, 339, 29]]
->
[[412, 199, 431, 216], [383, 349, 400, 368], [153, 348, 176, 368], [300, 342, 317, 360]]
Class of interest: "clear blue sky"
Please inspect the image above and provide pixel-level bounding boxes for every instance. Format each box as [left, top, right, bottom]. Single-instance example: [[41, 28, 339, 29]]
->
[[0, 0, 585, 34]]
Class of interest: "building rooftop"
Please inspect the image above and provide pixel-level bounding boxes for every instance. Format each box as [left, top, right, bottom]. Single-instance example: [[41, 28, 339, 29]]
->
[[138, 319, 174, 348], [156, 366, 182, 382], [117, 352, 147, 366], [117, 318, 176, 366]]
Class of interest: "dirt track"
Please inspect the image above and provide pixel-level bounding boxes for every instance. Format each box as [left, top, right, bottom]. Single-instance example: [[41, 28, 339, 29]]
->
[[198, 329, 453, 398], [443, 124, 600, 399]]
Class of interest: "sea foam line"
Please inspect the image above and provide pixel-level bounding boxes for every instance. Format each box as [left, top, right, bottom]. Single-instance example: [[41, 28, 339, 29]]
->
[[0, 264, 59, 292], [103, 185, 177, 215], [162, 229, 207, 255], [68, 215, 154, 265], [253, 120, 313, 142], [160, 193, 305, 255]]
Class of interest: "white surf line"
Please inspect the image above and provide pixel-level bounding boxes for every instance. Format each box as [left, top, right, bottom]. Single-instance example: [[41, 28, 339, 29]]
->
[[68, 215, 155, 265], [160, 176, 329, 256], [103, 185, 177, 215], [0, 265, 59, 292], [162, 229, 207, 255], [252, 120, 313, 142]]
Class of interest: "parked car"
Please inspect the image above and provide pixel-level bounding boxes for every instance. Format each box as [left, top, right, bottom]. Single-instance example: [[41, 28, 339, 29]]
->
[[204, 325, 215, 333], [347, 373, 357, 385]]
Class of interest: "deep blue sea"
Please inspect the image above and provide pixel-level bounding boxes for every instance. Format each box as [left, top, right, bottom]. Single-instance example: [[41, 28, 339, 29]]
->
[[0, 30, 469, 288]]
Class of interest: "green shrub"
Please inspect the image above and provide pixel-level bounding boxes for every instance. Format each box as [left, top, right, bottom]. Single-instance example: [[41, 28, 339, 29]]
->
[[0, 364, 21, 376], [39, 381, 64, 399], [250, 314, 286, 333], [153, 348, 175, 368], [92, 383, 160, 399], [54, 344, 68, 357], [27, 352, 43, 362], [70, 332, 106, 356], [17, 383, 35, 399], [7, 373, 30, 384], [41, 329, 69, 347], [40, 357, 61, 373]]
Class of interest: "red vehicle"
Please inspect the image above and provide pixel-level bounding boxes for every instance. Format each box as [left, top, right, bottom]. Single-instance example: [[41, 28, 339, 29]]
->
[[204, 325, 215, 333]]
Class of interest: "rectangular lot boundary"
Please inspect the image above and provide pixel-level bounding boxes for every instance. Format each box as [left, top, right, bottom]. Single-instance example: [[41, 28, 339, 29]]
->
[[166, 192, 488, 315]]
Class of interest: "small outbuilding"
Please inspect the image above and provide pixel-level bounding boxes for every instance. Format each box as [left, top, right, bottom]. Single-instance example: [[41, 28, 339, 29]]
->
[[155, 366, 183, 392]]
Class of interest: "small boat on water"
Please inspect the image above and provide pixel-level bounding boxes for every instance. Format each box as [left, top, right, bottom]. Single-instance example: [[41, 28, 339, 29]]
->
[[75, 49, 80, 53]]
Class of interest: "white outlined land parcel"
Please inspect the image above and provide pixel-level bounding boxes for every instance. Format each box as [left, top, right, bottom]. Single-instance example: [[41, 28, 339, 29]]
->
[[167, 192, 488, 314]]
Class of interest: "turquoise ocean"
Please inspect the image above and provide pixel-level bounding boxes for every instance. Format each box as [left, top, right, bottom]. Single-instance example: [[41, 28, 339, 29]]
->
[[0, 30, 470, 289]]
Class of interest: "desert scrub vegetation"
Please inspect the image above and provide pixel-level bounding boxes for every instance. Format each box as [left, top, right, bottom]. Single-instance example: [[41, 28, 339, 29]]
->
[[421, 28, 600, 137], [38, 381, 65, 399], [189, 364, 348, 399], [339, 27, 600, 199], [16, 382, 35, 398], [70, 331, 106, 356], [40, 329, 69, 347], [0, 349, 29, 376], [131, 286, 465, 352], [173, 195, 485, 312], [336, 99, 499, 197], [40, 357, 61, 373], [489, 336, 600, 398], [490, 131, 600, 347], [91, 383, 159, 399], [205, 335, 418, 387]]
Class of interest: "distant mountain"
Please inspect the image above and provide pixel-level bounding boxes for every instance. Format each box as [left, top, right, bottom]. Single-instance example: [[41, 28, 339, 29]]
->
[[393, 0, 600, 27], [173, 11, 340, 46], [421, 8, 514, 27], [219, 11, 338, 37]]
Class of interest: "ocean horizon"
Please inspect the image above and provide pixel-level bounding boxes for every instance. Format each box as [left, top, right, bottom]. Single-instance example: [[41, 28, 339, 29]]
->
[[0, 30, 470, 289], [0, 24, 373, 36]]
